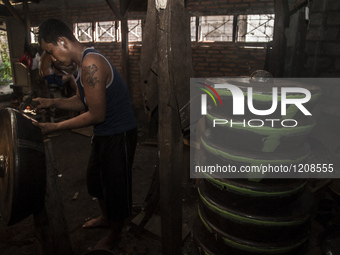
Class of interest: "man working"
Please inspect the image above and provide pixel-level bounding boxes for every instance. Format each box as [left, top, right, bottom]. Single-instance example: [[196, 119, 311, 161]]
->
[[39, 50, 77, 95], [33, 18, 137, 250]]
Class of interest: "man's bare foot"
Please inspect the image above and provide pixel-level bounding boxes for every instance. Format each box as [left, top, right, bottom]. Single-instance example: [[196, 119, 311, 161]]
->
[[88, 232, 120, 251], [82, 216, 109, 229]]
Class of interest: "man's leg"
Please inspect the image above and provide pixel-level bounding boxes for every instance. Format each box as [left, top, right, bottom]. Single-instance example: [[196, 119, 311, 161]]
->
[[83, 135, 109, 229], [91, 129, 137, 250], [82, 199, 109, 228]]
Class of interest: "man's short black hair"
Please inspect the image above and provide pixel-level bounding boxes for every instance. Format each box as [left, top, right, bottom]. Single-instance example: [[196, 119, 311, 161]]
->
[[38, 19, 76, 45]]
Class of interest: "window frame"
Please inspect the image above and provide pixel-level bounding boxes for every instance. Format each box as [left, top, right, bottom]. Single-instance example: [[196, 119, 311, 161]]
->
[[128, 19, 143, 42], [73, 20, 143, 43], [74, 22, 93, 43], [94, 21, 119, 42], [191, 14, 275, 44]]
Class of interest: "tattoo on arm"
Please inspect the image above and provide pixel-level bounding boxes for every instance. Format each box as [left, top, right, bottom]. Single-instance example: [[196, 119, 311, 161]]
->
[[82, 64, 100, 87]]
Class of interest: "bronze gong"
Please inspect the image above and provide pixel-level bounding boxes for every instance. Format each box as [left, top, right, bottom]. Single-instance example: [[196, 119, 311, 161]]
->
[[0, 107, 46, 226]]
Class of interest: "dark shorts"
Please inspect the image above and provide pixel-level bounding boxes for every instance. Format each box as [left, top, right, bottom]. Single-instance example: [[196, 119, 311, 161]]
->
[[86, 128, 137, 222]]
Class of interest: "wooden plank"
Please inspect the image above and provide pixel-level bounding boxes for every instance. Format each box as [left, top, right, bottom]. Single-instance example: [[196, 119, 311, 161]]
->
[[34, 139, 73, 255]]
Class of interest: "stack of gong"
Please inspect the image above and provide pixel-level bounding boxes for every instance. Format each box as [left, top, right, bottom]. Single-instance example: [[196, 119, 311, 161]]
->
[[193, 72, 322, 255], [0, 107, 46, 226]]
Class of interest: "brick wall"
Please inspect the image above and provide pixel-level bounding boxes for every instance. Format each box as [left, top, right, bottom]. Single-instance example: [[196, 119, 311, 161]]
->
[[128, 44, 144, 109], [186, 0, 273, 14], [192, 42, 267, 77], [28, 1, 272, 110]]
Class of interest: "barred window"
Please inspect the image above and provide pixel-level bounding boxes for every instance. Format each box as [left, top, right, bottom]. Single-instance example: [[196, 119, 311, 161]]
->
[[199, 15, 234, 42], [128, 20, 142, 42], [74, 22, 93, 42], [95, 21, 118, 42], [30, 26, 39, 44], [237, 14, 275, 42], [190, 14, 274, 43]]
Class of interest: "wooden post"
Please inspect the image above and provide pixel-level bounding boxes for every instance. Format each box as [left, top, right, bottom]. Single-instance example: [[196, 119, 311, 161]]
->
[[157, 0, 190, 254], [121, 17, 129, 84], [140, 0, 193, 252], [23, 0, 31, 43], [269, 0, 289, 77], [34, 139, 73, 255], [105, 0, 129, 84], [120, 0, 133, 17], [289, 0, 308, 14]]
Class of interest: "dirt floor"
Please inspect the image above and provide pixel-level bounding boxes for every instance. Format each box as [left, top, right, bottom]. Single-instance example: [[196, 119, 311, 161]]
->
[[0, 118, 198, 255], [0, 118, 335, 255]]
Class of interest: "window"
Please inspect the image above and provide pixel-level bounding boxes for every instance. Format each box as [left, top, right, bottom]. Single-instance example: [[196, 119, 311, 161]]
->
[[95, 21, 118, 42], [190, 14, 274, 43], [30, 26, 39, 44], [74, 22, 93, 42], [128, 20, 142, 42], [73, 20, 142, 43], [237, 14, 274, 42], [199, 15, 234, 42]]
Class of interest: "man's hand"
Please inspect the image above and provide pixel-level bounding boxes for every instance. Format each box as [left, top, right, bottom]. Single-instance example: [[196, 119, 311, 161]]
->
[[32, 97, 54, 110], [32, 121, 58, 135]]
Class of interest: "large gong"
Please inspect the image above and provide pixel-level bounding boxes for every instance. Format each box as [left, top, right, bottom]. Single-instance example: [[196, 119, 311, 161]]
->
[[0, 107, 46, 226]]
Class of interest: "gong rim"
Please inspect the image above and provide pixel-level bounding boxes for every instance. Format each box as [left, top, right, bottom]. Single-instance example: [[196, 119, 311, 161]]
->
[[0, 107, 46, 226]]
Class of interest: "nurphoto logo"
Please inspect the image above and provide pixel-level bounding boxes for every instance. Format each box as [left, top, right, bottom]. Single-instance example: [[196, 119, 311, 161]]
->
[[198, 82, 312, 128], [200, 83, 312, 116]]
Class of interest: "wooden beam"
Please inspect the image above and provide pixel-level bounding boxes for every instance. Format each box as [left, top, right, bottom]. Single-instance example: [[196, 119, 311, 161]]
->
[[105, 0, 123, 20], [2, 0, 25, 26], [289, 0, 308, 14], [105, 0, 129, 84], [120, 0, 133, 18], [157, 0, 193, 254], [268, 0, 289, 77], [23, 0, 31, 43], [120, 17, 129, 84], [157, 4, 184, 247]]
